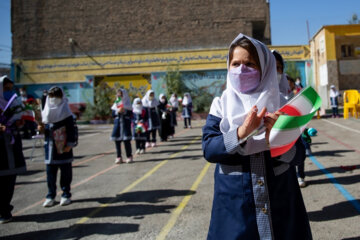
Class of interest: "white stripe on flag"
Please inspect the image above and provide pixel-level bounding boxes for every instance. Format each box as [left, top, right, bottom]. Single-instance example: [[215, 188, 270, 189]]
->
[[269, 125, 307, 147], [288, 95, 313, 115]]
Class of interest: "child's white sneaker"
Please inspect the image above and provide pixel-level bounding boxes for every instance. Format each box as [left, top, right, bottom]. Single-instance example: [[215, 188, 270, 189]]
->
[[139, 149, 145, 154], [151, 142, 156, 148], [115, 157, 124, 164], [43, 198, 55, 207], [298, 178, 306, 188], [60, 197, 71, 206], [145, 142, 151, 148], [126, 156, 133, 163], [135, 149, 141, 154]]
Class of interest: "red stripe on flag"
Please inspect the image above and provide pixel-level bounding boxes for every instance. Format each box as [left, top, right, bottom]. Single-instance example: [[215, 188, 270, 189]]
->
[[21, 116, 35, 121], [279, 105, 302, 116], [270, 138, 298, 157]]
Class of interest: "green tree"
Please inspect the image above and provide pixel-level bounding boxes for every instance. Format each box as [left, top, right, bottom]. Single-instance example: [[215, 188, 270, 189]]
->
[[83, 82, 115, 121], [348, 13, 360, 24], [285, 61, 300, 80], [164, 64, 188, 96]]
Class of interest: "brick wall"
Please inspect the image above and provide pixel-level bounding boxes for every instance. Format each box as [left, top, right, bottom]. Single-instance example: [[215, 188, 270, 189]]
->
[[12, 0, 270, 59]]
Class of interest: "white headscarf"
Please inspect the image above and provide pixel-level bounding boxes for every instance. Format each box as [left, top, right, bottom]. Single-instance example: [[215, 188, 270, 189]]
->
[[329, 85, 339, 98], [209, 33, 280, 152], [0, 76, 24, 125], [111, 88, 132, 111], [0, 76, 9, 110], [169, 94, 179, 108], [182, 93, 192, 105], [142, 90, 158, 108], [272, 50, 290, 98], [41, 87, 73, 124], [132, 97, 143, 115]]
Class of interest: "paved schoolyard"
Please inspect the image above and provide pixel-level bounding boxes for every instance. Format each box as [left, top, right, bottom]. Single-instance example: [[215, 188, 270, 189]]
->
[[1, 118, 360, 239]]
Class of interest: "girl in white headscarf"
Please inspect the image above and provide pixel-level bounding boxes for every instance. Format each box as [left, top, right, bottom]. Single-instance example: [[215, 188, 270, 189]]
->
[[142, 90, 160, 147], [0, 76, 26, 223], [181, 92, 192, 128], [132, 97, 148, 154], [202, 34, 312, 240], [272, 50, 291, 104], [41, 86, 76, 207], [169, 93, 179, 137], [329, 85, 340, 118], [158, 93, 171, 141], [111, 89, 133, 163]]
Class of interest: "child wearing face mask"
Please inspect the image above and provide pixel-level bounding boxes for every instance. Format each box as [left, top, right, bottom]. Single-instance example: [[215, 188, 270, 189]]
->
[[0, 76, 26, 223], [41, 86, 76, 207], [182, 93, 192, 128], [111, 89, 133, 164], [142, 90, 160, 148], [132, 98, 148, 154], [158, 94, 171, 142], [202, 34, 312, 239], [272, 50, 290, 103]]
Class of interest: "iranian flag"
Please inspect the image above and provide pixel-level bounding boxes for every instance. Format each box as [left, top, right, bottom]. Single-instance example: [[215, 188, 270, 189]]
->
[[269, 86, 322, 157]]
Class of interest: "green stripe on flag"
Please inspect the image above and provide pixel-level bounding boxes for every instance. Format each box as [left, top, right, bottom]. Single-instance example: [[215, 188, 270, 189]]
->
[[272, 112, 315, 130]]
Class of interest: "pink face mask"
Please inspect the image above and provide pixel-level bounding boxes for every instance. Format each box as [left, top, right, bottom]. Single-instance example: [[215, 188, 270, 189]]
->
[[229, 64, 261, 93]]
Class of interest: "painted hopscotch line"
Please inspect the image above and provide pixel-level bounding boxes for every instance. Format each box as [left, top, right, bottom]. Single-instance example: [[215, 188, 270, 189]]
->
[[156, 161, 211, 240], [13, 128, 190, 216], [309, 155, 360, 213], [68, 135, 201, 232]]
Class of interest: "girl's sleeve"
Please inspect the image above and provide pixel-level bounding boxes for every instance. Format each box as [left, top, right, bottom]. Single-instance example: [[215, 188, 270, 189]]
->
[[202, 114, 247, 163], [65, 116, 76, 147]]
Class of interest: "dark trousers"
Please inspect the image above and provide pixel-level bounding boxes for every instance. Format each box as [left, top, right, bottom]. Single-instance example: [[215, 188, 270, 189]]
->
[[0, 175, 16, 218], [184, 118, 191, 127], [46, 163, 72, 199], [146, 129, 157, 143], [332, 107, 339, 116], [136, 140, 145, 150], [115, 140, 132, 158]]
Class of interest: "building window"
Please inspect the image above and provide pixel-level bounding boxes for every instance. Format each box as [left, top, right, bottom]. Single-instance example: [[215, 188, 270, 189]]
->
[[252, 21, 265, 42], [341, 45, 353, 58]]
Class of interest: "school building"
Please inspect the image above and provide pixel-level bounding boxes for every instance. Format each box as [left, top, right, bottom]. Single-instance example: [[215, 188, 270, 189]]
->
[[310, 24, 360, 110]]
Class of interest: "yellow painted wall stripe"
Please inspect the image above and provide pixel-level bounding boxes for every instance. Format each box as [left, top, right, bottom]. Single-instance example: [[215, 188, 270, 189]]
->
[[156, 161, 211, 240]]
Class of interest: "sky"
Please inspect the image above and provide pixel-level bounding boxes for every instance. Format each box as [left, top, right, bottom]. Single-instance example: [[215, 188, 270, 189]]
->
[[0, 0, 359, 65]]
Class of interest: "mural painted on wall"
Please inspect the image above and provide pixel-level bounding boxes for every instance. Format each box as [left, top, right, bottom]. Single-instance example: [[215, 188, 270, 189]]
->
[[151, 70, 226, 98], [15, 82, 93, 104]]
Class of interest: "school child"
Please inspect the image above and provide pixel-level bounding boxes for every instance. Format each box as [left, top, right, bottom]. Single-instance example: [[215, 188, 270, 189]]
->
[[142, 90, 160, 148], [41, 87, 76, 207], [0, 76, 26, 223], [202, 33, 312, 239], [132, 98, 148, 154], [168, 93, 179, 138], [329, 85, 340, 118], [272, 50, 290, 102], [182, 93, 192, 128], [158, 94, 171, 142], [111, 89, 133, 164]]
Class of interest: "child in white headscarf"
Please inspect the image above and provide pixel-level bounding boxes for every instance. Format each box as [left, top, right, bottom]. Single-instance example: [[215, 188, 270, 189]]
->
[[158, 93, 171, 141], [329, 85, 340, 118], [169, 93, 179, 137], [132, 98, 148, 154], [0, 76, 26, 223], [111, 89, 133, 163], [202, 34, 312, 239], [142, 90, 160, 147], [41, 86, 76, 207], [272, 50, 290, 104], [181, 92, 192, 128]]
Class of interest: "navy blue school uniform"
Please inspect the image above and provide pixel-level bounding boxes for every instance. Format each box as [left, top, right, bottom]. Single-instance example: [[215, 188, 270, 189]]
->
[[202, 114, 312, 240], [181, 102, 192, 118], [133, 109, 149, 146], [169, 107, 178, 136], [44, 115, 76, 199], [111, 109, 133, 141], [144, 106, 160, 131], [0, 126, 26, 219]]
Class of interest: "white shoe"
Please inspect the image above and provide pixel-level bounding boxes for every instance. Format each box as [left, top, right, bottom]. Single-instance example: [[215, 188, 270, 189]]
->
[[305, 149, 312, 156], [126, 156, 133, 163], [145, 142, 151, 148], [135, 149, 140, 154], [43, 198, 55, 207], [139, 149, 145, 154], [115, 157, 122, 164], [60, 197, 71, 206], [151, 142, 156, 148], [298, 178, 306, 188]]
